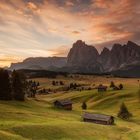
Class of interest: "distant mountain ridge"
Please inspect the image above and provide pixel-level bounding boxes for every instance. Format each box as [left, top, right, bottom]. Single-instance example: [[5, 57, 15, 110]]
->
[[9, 57, 67, 70], [9, 40, 140, 77]]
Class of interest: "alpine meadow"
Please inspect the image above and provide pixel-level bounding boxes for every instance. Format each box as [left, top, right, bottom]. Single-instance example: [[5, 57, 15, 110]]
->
[[0, 0, 140, 140]]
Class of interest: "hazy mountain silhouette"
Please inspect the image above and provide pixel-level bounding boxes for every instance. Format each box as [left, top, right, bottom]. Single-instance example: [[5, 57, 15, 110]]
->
[[9, 57, 67, 70], [9, 40, 140, 77]]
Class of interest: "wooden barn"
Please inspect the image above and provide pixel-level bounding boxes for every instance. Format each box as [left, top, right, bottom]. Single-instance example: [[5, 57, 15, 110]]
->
[[83, 113, 114, 125], [54, 99, 72, 110], [97, 84, 107, 92]]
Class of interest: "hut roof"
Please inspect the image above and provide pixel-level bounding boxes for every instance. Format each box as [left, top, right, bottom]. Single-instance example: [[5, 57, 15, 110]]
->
[[83, 113, 113, 122], [55, 99, 72, 105]]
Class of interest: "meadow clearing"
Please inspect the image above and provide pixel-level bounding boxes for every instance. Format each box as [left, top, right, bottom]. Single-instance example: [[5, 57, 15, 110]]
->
[[0, 75, 140, 140]]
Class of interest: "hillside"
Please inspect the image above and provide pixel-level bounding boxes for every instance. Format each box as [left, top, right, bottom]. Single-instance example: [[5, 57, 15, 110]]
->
[[0, 76, 140, 140]]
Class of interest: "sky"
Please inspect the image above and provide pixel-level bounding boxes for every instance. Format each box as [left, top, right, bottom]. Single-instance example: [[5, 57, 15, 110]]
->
[[0, 0, 140, 67]]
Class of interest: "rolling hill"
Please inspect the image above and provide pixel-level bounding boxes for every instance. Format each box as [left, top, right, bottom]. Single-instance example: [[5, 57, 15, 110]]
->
[[0, 76, 140, 140]]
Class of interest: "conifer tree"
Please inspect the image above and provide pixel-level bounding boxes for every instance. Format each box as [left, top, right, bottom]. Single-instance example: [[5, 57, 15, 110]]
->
[[118, 102, 132, 120], [0, 69, 12, 100], [110, 81, 115, 88], [82, 102, 87, 110], [11, 70, 26, 101], [119, 84, 123, 90]]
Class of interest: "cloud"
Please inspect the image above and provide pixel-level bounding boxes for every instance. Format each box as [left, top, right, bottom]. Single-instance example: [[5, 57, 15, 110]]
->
[[72, 31, 80, 34], [65, 1, 74, 6], [48, 45, 70, 57], [0, 0, 139, 66]]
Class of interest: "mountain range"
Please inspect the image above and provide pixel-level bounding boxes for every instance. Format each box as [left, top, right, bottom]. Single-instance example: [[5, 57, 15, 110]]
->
[[9, 40, 140, 77], [9, 57, 67, 70]]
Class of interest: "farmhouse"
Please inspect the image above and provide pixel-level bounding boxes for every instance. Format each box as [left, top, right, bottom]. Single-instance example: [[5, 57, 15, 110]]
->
[[54, 99, 72, 110], [83, 113, 114, 125], [97, 84, 107, 92]]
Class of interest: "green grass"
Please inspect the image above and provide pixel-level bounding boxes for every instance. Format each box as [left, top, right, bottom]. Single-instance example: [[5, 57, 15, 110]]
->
[[0, 76, 140, 140]]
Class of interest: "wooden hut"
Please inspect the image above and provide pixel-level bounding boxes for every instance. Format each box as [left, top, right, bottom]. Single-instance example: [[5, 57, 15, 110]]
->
[[54, 99, 72, 110], [83, 113, 114, 125], [97, 84, 107, 92]]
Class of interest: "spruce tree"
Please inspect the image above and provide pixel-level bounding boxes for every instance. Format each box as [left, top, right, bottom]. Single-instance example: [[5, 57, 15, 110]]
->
[[0, 69, 12, 100], [11, 70, 26, 101], [31, 81, 38, 97], [82, 102, 87, 110], [52, 81, 56, 86], [110, 81, 115, 88], [118, 102, 132, 120], [119, 84, 123, 90]]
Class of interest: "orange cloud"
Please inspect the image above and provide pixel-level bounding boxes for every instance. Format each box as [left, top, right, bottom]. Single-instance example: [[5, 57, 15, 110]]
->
[[72, 31, 80, 34], [65, 1, 74, 6], [0, 0, 139, 66]]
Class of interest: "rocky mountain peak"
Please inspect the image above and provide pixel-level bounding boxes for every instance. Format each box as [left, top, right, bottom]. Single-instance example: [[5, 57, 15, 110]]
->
[[73, 40, 86, 48], [101, 47, 110, 54], [111, 43, 122, 52], [67, 40, 103, 73], [127, 41, 139, 47], [67, 40, 140, 73]]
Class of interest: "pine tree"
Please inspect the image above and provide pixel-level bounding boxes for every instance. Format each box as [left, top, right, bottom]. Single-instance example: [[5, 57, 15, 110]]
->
[[0, 69, 12, 100], [37, 82, 40, 87], [11, 70, 26, 101], [118, 102, 132, 120], [110, 81, 115, 88], [119, 84, 123, 90], [32, 81, 38, 98], [70, 83, 74, 89], [52, 81, 56, 86], [60, 81, 64, 85], [82, 102, 87, 110]]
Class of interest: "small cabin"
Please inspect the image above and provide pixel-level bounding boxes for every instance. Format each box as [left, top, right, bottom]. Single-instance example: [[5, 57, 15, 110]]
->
[[83, 113, 114, 125], [54, 99, 72, 110], [97, 84, 107, 92]]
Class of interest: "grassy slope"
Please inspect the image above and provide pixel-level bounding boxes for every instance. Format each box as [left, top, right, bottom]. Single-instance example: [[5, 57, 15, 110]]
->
[[0, 76, 140, 140]]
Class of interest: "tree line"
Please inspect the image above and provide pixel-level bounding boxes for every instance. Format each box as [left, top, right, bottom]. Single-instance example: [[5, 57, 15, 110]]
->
[[0, 69, 39, 101]]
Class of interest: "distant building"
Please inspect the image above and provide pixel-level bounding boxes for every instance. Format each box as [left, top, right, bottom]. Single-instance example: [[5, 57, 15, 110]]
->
[[97, 84, 107, 92], [83, 113, 114, 125], [54, 99, 72, 110]]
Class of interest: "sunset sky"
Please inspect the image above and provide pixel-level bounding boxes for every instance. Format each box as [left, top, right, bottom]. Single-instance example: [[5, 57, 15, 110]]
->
[[0, 0, 140, 67]]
